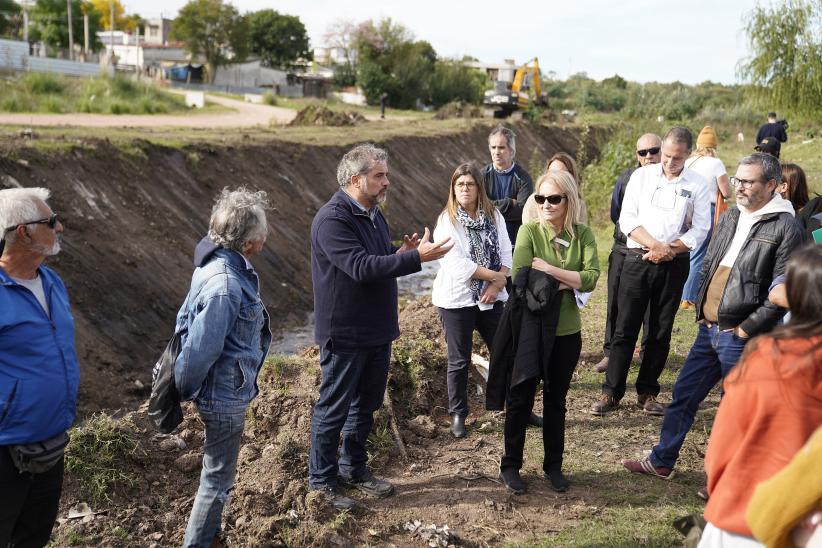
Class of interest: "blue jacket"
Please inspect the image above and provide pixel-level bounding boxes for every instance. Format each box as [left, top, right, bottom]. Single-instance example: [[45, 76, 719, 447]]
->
[[311, 190, 421, 348], [174, 237, 272, 413], [0, 265, 80, 445]]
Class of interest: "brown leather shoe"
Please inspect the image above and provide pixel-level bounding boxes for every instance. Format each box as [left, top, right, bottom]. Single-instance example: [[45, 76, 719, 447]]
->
[[590, 394, 619, 416], [638, 394, 665, 416], [621, 456, 674, 479], [594, 356, 609, 373]]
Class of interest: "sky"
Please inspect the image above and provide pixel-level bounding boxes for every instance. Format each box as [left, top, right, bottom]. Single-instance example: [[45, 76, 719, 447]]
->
[[130, 0, 755, 85]]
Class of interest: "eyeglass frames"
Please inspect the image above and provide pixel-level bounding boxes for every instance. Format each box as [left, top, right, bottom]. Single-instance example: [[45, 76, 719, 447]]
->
[[636, 147, 661, 157], [534, 194, 566, 205], [4, 213, 61, 233]]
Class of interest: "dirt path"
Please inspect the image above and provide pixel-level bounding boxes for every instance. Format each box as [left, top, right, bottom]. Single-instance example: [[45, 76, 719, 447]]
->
[[0, 93, 297, 128]]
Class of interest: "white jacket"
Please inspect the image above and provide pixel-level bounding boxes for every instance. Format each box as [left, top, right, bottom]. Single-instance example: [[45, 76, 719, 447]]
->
[[431, 209, 513, 310]]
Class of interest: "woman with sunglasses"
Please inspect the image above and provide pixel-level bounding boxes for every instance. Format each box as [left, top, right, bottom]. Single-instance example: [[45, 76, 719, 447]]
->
[[500, 170, 599, 493], [432, 162, 513, 438]]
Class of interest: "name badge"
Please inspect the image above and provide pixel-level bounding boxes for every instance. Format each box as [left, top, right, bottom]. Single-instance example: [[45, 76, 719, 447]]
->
[[555, 237, 570, 248], [680, 189, 692, 198]]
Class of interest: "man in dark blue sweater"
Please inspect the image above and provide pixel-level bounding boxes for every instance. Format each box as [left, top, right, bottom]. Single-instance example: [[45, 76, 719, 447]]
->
[[309, 143, 452, 510]]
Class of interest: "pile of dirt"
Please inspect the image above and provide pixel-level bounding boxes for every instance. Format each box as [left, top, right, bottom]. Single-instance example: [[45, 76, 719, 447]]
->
[[288, 105, 367, 127], [434, 101, 482, 120], [434, 101, 484, 120]]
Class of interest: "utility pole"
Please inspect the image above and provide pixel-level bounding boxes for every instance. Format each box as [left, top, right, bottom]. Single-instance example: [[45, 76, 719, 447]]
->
[[109, 0, 114, 65], [66, 0, 74, 60], [83, 13, 89, 57], [22, 5, 29, 43]]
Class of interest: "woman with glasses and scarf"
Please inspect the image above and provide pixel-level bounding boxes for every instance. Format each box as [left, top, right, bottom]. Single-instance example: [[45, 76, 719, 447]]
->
[[498, 170, 599, 494], [432, 162, 512, 439]]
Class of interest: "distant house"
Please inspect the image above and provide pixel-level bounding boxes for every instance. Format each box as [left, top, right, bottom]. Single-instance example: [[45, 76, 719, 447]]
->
[[463, 59, 518, 83], [212, 59, 288, 89], [143, 18, 173, 46]]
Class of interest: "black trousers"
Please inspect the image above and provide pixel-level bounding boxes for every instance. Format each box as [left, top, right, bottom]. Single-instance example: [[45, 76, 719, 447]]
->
[[0, 448, 64, 548], [604, 253, 689, 401], [603, 246, 650, 356], [501, 332, 582, 473], [438, 303, 503, 417]]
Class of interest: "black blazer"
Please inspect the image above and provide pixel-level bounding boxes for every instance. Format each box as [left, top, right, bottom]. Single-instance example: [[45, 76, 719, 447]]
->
[[486, 267, 562, 410]]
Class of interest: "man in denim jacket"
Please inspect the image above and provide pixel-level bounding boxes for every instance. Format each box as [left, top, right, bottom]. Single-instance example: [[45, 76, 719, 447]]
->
[[0, 187, 78, 548], [174, 188, 272, 548], [309, 144, 452, 510]]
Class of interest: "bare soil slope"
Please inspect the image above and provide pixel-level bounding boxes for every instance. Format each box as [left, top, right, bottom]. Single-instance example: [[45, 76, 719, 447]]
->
[[0, 122, 598, 413]]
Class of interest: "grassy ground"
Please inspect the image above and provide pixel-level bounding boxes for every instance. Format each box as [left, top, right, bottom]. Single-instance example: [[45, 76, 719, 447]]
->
[[0, 73, 228, 115], [275, 96, 434, 120]]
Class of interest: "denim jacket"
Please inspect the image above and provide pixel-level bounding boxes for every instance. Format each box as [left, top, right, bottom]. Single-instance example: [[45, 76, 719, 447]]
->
[[173, 237, 272, 413]]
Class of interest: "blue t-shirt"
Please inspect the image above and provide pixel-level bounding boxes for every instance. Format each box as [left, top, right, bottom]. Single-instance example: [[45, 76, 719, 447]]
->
[[487, 165, 516, 201]]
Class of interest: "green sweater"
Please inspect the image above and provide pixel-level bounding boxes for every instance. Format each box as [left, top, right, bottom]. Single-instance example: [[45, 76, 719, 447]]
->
[[513, 222, 600, 336]]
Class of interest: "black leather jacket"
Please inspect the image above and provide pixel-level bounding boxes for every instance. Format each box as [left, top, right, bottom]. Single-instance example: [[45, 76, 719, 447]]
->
[[695, 207, 802, 336]]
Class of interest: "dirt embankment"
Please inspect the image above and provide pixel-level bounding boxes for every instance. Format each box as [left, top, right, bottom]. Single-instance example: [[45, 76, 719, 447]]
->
[[0, 122, 600, 413]]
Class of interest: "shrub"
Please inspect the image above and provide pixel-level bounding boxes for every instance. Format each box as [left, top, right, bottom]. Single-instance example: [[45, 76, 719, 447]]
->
[[24, 72, 64, 94], [262, 91, 277, 106]]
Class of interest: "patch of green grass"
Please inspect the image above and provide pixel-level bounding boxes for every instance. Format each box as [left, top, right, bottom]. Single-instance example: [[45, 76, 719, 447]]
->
[[64, 413, 140, 504]]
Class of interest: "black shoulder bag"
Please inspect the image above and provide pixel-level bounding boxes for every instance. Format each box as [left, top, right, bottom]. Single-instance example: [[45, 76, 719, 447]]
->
[[148, 331, 184, 434]]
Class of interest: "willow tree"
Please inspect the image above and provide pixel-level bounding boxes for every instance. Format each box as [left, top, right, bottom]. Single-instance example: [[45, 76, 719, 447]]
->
[[739, 0, 822, 116]]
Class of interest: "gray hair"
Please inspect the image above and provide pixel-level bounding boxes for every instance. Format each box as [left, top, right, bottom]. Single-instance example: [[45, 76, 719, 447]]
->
[[336, 144, 388, 188], [739, 153, 782, 185], [207, 187, 270, 252], [0, 187, 51, 245], [664, 126, 693, 151], [488, 125, 516, 153]]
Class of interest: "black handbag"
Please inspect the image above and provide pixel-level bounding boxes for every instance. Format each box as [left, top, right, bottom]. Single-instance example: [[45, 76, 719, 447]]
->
[[148, 331, 184, 434], [8, 431, 70, 474]]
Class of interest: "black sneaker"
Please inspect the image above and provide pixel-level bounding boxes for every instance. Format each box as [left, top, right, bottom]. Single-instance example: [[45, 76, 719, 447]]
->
[[311, 485, 356, 510], [339, 471, 395, 498], [544, 469, 569, 492], [499, 468, 526, 495], [527, 413, 543, 428]]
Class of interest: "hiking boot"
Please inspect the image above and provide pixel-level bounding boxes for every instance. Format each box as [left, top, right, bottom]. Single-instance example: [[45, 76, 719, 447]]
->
[[594, 356, 609, 373], [621, 456, 674, 479], [590, 394, 619, 416], [679, 300, 694, 310], [527, 412, 543, 428], [499, 468, 526, 495], [339, 471, 395, 498], [544, 469, 570, 493], [311, 485, 356, 510], [450, 414, 466, 438], [638, 394, 666, 416]]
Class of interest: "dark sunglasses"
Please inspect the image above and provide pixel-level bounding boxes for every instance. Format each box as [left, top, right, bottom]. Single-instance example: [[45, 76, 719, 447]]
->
[[534, 194, 566, 205], [4, 213, 61, 233], [637, 147, 661, 157]]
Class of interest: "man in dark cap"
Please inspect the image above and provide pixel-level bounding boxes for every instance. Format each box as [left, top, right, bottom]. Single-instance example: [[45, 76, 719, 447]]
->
[[755, 137, 781, 159]]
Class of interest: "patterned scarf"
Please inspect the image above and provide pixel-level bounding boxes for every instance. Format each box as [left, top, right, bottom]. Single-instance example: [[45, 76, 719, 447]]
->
[[456, 207, 502, 302]]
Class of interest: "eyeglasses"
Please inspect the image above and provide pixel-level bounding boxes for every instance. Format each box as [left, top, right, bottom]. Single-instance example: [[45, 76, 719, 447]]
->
[[637, 147, 661, 157], [4, 213, 61, 233], [730, 177, 763, 190], [534, 194, 566, 205], [454, 181, 477, 189]]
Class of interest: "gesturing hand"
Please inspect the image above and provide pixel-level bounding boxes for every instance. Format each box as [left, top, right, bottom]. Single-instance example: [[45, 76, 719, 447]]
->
[[416, 227, 453, 263], [396, 232, 420, 254]]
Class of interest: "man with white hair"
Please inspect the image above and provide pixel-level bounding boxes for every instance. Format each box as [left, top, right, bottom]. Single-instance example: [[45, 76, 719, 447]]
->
[[175, 187, 273, 547], [0, 187, 79, 548]]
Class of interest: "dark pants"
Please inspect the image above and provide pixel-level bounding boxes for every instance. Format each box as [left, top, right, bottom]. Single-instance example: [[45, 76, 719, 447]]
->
[[603, 246, 650, 356], [438, 303, 503, 417], [308, 342, 391, 489], [0, 448, 64, 548], [604, 253, 689, 401], [501, 332, 582, 473], [650, 323, 748, 468]]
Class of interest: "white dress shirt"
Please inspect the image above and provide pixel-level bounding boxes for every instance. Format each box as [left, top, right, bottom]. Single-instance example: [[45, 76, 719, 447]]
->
[[431, 209, 513, 310], [619, 163, 711, 251]]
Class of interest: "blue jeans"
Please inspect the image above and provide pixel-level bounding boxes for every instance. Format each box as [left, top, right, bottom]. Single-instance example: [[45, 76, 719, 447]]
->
[[682, 203, 716, 303], [183, 409, 245, 548], [309, 342, 391, 489], [650, 323, 748, 468]]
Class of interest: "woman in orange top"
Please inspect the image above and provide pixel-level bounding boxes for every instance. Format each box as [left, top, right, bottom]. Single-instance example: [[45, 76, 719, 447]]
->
[[700, 244, 822, 547]]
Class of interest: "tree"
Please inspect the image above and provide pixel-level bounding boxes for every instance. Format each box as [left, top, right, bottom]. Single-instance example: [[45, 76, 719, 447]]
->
[[739, 0, 822, 116], [246, 9, 310, 68], [170, 0, 248, 82], [0, 0, 21, 37], [30, 0, 103, 52], [89, 0, 123, 30]]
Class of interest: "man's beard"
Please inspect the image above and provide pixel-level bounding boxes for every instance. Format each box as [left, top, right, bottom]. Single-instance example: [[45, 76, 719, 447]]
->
[[31, 237, 61, 256]]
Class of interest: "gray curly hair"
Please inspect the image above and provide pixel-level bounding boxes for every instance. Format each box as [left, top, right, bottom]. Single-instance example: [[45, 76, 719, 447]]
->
[[207, 187, 270, 252], [336, 144, 388, 188]]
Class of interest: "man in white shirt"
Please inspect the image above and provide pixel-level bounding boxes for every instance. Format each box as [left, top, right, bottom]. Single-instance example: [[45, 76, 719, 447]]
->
[[592, 127, 711, 416]]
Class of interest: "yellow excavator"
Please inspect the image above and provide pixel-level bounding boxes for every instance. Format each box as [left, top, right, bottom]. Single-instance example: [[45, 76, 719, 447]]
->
[[483, 57, 547, 117]]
